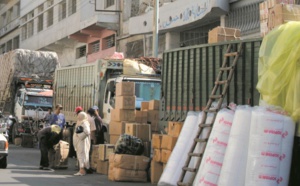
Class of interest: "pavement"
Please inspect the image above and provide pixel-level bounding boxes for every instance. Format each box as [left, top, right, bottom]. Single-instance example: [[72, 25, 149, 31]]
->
[[1, 144, 154, 186]]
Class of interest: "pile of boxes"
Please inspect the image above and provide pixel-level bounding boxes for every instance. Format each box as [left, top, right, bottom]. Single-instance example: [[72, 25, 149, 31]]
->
[[151, 121, 183, 184], [108, 153, 150, 182], [208, 26, 241, 44], [91, 144, 115, 175], [109, 82, 136, 144], [260, 0, 300, 36]]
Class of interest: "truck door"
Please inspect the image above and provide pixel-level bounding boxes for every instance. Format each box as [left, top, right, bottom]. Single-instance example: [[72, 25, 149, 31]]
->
[[14, 91, 24, 121], [102, 80, 115, 125]]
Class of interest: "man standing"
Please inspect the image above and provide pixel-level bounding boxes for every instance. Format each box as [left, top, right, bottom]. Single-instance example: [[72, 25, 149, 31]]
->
[[37, 125, 62, 170], [50, 104, 66, 129]]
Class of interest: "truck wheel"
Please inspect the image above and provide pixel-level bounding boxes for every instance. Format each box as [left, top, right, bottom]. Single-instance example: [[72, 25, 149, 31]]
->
[[0, 157, 7, 169]]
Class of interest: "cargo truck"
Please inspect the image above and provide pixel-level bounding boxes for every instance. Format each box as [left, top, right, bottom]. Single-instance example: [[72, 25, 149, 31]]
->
[[159, 38, 262, 129], [53, 58, 161, 129], [0, 49, 59, 142]]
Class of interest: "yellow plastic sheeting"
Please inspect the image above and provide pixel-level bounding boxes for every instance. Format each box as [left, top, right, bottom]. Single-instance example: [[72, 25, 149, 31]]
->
[[257, 21, 300, 121]]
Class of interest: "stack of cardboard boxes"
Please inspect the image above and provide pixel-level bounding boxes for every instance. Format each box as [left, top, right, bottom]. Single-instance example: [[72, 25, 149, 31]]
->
[[108, 153, 150, 182], [125, 123, 151, 157], [259, 0, 300, 36], [151, 121, 183, 184], [91, 144, 115, 175], [208, 26, 241, 44], [109, 82, 136, 144], [145, 100, 160, 132]]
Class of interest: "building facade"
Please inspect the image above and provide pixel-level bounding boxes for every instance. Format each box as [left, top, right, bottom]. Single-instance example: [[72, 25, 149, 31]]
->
[[0, 0, 266, 65], [0, 0, 20, 54], [19, 0, 119, 66]]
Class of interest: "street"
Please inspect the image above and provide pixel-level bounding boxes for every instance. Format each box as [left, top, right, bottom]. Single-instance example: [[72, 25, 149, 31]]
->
[[1, 144, 154, 186]]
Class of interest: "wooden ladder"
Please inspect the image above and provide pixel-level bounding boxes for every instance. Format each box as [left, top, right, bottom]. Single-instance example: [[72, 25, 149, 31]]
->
[[0, 69, 13, 112], [177, 42, 243, 186]]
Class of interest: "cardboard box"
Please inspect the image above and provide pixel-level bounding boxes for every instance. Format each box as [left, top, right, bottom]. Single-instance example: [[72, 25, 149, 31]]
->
[[111, 154, 150, 170], [143, 141, 151, 157], [125, 123, 151, 142], [14, 137, 22, 146], [99, 144, 115, 161], [149, 100, 159, 110], [135, 110, 148, 123], [268, 4, 300, 31], [109, 121, 126, 135], [153, 149, 161, 162], [161, 149, 172, 164], [151, 160, 163, 184], [108, 156, 115, 181], [208, 26, 241, 44], [168, 121, 183, 137], [113, 168, 147, 182], [151, 121, 159, 132], [109, 134, 120, 145], [96, 160, 109, 175], [91, 156, 98, 170], [161, 135, 178, 151], [152, 134, 163, 149], [141, 102, 149, 111], [115, 96, 136, 109], [148, 110, 159, 122], [116, 82, 135, 96], [111, 109, 135, 122]]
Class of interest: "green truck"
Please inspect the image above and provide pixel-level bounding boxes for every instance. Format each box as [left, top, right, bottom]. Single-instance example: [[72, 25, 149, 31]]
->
[[159, 38, 262, 127]]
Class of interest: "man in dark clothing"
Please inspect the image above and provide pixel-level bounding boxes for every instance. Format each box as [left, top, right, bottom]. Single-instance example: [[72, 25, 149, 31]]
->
[[37, 125, 62, 170]]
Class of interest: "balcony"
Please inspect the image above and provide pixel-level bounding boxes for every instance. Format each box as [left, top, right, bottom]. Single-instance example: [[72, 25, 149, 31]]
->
[[128, 0, 229, 35], [0, 18, 20, 37]]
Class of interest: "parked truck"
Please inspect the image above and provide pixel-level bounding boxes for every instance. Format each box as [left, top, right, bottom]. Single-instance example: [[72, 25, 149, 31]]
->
[[0, 49, 59, 143], [53, 58, 161, 132]]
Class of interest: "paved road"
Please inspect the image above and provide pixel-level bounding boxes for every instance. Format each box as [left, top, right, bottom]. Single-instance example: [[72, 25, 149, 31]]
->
[[1, 144, 154, 186]]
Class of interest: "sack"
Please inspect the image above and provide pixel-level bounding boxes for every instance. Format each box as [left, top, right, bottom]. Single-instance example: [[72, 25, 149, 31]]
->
[[115, 134, 144, 155], [75, 126, 84, 134]]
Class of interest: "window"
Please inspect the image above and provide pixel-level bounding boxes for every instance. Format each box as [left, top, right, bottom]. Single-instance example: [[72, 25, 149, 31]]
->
[[21, 16, 27, 24], [59, 0, 67, 21], [6, 40, 12, 52], [38, 4, 44, 13], [68, 0, 76, 16], [102, 35, 115, 50], [76, 46, 86, 58], [21, 25, 27, 40], [47, 8, 53, 27], [38, 14, 43, 32], [13, 36, 19, 49], [27, 21, 34, 37], [6, 8, 12, 23], [0, 44, 5, 54], [28, 11, 34, 19], [47, 0, 54, 7], [105, 0, 115, 8], [90, 41, 100, 53], [1, 13, 6, 26]]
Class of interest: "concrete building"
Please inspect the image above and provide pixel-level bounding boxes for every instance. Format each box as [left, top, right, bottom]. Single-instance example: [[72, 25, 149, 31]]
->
[[19, 0, 119, 66], [0, 0, 266, 65], [0, 0, 20, 54]]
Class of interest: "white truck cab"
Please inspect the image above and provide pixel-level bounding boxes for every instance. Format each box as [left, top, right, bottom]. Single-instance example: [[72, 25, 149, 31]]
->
[[102, 76, 161, 125]]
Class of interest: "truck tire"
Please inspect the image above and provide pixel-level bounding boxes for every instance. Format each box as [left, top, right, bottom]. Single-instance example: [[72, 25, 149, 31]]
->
[[0, 156, 7, 169]]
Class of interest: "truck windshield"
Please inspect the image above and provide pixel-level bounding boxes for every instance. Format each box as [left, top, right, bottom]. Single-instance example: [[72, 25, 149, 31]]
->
[[24, 96, 53, 107], [134, 81, 161, 109]]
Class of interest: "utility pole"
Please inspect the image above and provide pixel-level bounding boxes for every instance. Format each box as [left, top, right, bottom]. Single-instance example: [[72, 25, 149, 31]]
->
[[152, 0, 159, 57]]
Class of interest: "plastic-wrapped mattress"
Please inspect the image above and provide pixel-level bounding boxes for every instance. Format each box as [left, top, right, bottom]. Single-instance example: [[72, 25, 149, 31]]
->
[[245, 107, 295, 186], [158, 111, 200, 186], [218, 106, 253, 186], [193, 108, 235, 186]]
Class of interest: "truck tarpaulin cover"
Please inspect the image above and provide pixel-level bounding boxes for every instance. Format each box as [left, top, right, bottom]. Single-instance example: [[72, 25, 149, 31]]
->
[[0, 49, 59, 111], [257, 21, 300, 121]]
